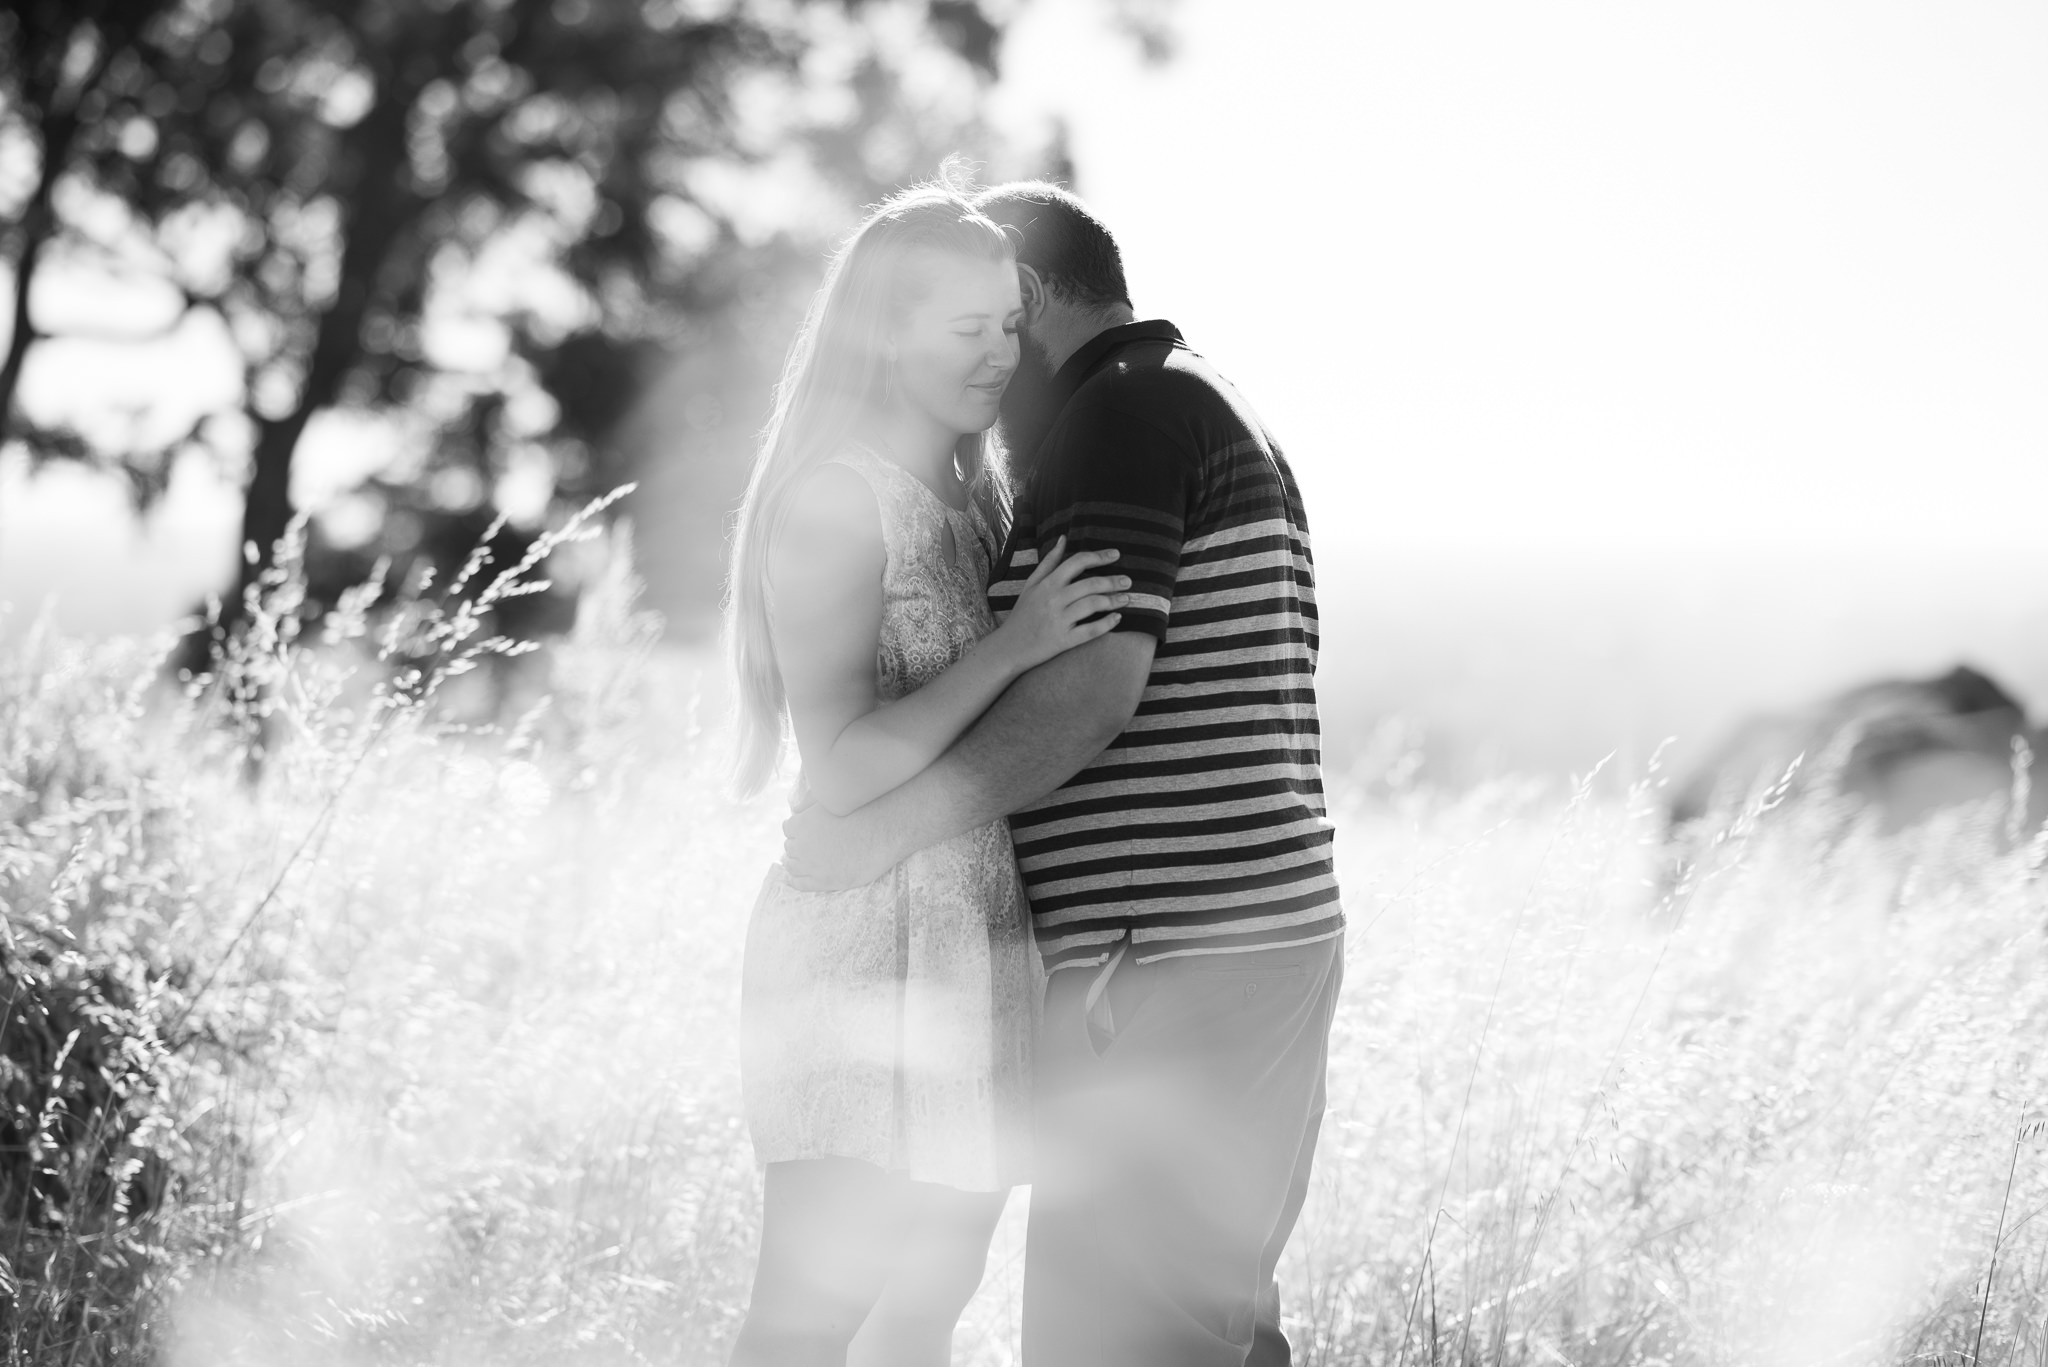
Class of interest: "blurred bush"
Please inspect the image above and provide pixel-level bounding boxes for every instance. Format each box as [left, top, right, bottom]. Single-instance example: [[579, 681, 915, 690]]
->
[[0, 626, 218, 1363], [0, 487, 645, 1362]]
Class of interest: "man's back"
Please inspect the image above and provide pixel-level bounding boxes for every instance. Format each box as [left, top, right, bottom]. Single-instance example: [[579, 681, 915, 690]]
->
[[989, 320, 1342, 972]]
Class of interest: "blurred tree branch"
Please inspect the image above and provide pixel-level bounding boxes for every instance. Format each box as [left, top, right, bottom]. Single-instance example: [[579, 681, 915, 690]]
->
[[0, 0, 186, 438]]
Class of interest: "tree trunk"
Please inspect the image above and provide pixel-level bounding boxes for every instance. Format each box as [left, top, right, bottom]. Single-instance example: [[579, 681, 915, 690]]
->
[[193, 89, 423, 737], [0, 204, 53, 442], [225, 87, 421, 623], [235, 410, 309, 580]]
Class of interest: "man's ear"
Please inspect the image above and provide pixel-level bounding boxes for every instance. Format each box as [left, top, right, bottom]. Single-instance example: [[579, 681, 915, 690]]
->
[[1015, 262, 1050, 326]]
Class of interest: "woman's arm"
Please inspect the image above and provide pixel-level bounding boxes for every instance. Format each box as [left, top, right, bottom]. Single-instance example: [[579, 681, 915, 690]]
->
[[780, 631, 1156, 891], [768, 465, 1127, 816]]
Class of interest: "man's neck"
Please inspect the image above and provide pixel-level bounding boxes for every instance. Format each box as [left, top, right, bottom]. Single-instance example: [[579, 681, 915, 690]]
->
[[1037, 303, 1139, 375]]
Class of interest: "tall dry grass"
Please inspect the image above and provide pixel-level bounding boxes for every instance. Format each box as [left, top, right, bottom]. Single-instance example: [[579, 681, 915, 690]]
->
[[2, 519, 2046, 1365]]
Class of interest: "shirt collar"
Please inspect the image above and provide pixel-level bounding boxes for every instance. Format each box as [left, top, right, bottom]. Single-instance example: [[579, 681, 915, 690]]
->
[[1048, 318, 1184, 408]]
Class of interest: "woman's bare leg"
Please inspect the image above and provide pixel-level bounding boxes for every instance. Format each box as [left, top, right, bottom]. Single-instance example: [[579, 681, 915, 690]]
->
[[730, 1158, 906, 1367], [849, 1183, 1009, 1367]]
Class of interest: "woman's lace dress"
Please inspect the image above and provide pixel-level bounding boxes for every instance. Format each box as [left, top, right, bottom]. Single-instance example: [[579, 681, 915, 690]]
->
[[740, 446, 1037, 1192]]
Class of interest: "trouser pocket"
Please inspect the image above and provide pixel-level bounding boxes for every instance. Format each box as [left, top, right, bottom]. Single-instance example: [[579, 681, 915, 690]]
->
[[1189, 957, 1307, 1007]]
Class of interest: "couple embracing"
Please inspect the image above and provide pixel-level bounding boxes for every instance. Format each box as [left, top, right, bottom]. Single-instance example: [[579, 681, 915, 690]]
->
[[723, 176, 1344, 1366]]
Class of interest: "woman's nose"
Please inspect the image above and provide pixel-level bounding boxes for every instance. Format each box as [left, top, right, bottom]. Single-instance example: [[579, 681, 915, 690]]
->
[[989, 328, 1018, 372]]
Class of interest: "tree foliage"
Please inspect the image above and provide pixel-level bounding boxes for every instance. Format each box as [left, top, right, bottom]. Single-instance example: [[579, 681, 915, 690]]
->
[[0, 0, 1121, 642]]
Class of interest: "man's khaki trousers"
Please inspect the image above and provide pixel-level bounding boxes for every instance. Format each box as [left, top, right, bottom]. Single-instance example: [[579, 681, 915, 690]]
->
[[1022, 930, 1344, 1367]]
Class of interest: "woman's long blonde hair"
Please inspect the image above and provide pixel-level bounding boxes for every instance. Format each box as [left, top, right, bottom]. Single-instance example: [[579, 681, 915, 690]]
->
[[724, 185, 1017, 796]]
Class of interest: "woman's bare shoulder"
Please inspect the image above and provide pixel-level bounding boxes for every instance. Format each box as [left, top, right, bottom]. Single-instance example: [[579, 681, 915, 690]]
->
[[787, 459, 881, 532], [770, 460, 884, 591]]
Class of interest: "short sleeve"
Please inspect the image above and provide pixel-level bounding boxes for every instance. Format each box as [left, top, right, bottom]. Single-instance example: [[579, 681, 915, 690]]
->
[[1030, 404, 1193, 640]]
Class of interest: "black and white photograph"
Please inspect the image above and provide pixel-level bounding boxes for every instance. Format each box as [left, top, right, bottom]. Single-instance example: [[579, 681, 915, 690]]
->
[[2, 0, 2046, 1363]]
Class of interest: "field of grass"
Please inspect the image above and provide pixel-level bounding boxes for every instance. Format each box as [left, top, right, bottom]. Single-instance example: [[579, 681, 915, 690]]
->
[[5, 532, 2048, 1366]]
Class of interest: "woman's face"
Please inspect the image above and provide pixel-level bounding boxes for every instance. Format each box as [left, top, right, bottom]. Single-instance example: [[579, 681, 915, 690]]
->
[[888, 251, 1022, 437]]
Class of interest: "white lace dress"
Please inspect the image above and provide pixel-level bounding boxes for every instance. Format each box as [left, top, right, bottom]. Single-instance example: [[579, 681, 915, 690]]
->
[[740, 446, 1037, 1192]]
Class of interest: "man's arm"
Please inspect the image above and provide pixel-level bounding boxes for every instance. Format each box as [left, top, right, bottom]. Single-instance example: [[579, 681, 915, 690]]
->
[[781, 630, 1154, 890]]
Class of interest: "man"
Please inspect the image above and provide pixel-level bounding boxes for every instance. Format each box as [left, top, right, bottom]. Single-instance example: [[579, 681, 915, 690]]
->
[[781, 182, 1343, 1367]]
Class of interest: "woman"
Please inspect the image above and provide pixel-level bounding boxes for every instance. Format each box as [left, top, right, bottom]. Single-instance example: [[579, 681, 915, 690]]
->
[[724, 185, 1130, 1364]]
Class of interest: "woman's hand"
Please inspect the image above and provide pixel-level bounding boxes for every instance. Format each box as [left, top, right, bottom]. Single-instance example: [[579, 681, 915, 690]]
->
[[989, 537, 1130, 676]]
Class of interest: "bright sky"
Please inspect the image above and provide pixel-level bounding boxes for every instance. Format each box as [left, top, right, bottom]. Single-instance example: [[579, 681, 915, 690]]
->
[[998, 0, 2048, 557], [6, 0, 2047, 768], [990, 0, 2048, 770]]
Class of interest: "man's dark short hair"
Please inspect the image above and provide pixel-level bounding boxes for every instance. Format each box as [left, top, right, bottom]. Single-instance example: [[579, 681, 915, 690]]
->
[[971, 181, 1132, 312]]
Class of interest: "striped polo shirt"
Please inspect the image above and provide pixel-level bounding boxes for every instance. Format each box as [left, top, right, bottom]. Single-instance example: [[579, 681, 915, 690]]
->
[[989, 320, 1343, 972]]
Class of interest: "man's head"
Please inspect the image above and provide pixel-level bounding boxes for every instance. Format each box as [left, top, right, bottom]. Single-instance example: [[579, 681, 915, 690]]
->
[[970, 181, 1135, 463], [972, 181, 1132, 316]]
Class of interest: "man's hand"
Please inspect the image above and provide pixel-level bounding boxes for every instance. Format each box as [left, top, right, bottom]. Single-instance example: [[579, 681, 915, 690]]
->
[[781, 801, 899, 892]]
